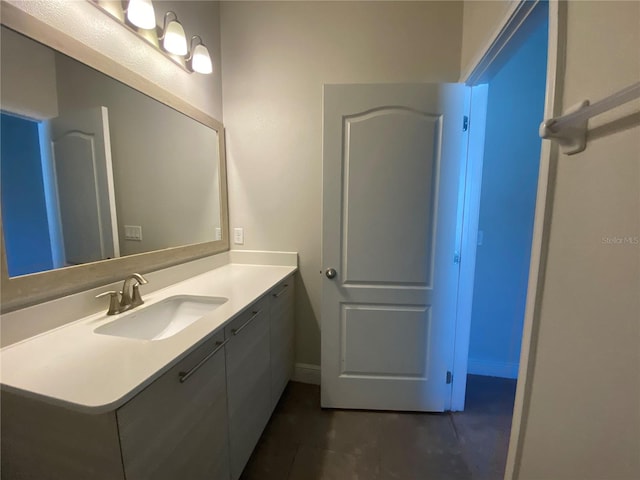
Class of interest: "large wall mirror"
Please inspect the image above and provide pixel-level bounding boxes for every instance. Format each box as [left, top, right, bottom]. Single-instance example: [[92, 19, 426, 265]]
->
[[0, 6, 229, 312]]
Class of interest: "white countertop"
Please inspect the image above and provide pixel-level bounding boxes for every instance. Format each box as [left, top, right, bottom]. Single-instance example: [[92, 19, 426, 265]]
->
[[0, 263, 296, 414]]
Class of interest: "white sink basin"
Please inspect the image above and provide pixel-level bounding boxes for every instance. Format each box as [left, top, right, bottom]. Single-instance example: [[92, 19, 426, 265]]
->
[[94, 295, 228, 341]]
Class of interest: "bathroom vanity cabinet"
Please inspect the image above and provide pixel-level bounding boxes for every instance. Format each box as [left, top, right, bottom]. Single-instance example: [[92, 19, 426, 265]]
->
[[0, 273, 296, 480]]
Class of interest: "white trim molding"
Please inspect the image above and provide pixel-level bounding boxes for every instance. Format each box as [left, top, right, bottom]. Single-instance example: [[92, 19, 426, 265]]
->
[[292, 363, 321, 385]]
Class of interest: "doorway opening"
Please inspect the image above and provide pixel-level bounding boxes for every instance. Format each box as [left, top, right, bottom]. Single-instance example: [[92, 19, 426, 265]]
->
[[1, 106, 121, 277], [452, 4, 549, 479], [467, 10, 548, 385], [0, 111, 64, 276]]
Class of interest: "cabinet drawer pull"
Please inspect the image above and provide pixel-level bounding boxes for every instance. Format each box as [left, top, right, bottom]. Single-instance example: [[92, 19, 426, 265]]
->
[[272, 284, 289, 298], [231, 310, 261, 336], [179, 339, 228, 383]]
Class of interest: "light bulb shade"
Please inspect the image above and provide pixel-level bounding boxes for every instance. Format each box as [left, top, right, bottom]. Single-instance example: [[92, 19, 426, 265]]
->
[[162, 19, 188, 56], [191, 44, 213, 74], [126, 0, 156, 30]]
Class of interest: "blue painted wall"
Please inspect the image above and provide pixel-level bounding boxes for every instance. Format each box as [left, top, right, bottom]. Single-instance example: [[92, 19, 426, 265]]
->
[[468, 20, 548, 378], [1, 112, 54, 276]]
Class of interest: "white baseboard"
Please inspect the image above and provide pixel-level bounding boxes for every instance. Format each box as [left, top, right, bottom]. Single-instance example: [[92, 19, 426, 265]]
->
[[292, 363, 321, 385], [290, 360, 517, 385], [468, 358, 519, 379]]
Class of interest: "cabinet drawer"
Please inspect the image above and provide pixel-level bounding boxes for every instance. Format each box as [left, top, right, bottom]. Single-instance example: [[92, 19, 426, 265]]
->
[[117, 330, 230, 480]]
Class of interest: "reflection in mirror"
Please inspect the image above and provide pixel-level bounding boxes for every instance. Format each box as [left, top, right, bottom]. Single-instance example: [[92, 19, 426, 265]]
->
[[0, 26, 222, 278]]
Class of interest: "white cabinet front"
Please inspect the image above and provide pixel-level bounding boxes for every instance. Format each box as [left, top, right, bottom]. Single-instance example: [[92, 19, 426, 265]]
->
[[117, 330, 230, 480], [225, 298, 271, 480], [269, 278, 295, 411]]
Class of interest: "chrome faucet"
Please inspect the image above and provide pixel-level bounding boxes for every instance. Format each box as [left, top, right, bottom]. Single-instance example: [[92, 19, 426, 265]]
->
[[96, 273, 148, 315]]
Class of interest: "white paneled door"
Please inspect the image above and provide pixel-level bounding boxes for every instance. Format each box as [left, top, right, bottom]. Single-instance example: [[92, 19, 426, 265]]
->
[[321, 84, 470, 411], [49, 106, 119, 266]]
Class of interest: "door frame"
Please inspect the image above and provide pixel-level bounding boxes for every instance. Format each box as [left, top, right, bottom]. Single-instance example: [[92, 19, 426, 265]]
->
[[451, 0, 566, 478]]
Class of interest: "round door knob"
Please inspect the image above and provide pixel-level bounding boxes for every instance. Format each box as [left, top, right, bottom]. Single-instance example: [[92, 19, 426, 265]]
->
[[325, 268, 337, 279]]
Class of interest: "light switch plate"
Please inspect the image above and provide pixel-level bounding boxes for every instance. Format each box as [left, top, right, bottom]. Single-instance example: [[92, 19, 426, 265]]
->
[[124, 225, 143, 241], [215, 227, 222, 241], [233, 227, 244, 245]]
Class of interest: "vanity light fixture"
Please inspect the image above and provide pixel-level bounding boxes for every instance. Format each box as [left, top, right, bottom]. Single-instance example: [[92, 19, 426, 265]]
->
[[90, 0, 212, 74], [186, 36, 213, 74], [126, 0, 156, 30], [159, 11, 188, 56]]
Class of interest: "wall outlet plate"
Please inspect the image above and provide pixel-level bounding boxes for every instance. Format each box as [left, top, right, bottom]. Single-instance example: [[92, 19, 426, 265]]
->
[[233, 227, 244, 245], [124, 225, 143, 241]]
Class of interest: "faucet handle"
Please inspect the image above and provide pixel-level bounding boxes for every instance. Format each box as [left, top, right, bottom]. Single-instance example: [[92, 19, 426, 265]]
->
[[96, 291, 121, 315]]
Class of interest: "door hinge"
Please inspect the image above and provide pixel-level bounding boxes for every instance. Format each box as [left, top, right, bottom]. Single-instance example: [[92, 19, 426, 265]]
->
[[446, 371, 453, 384], [463, 115, 469, 132]]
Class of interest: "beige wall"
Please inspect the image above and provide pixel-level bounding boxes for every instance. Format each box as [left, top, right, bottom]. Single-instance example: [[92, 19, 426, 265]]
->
[[4, 0, 223, 121], [0, 27, 58, 119], [460, 0, 511, 77], [220, 1, 463, 365], [516, 2, 640, 479]]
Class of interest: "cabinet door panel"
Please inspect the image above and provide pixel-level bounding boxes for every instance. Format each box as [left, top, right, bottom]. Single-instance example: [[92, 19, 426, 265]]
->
[[225, 298, 271, 480], [117, 331, 230, 480], [270, 278, 295, 410], [1, 391, 123, 480]]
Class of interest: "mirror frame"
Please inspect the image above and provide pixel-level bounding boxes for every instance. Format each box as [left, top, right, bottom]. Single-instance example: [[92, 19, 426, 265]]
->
[[0, 3, 230, 312]]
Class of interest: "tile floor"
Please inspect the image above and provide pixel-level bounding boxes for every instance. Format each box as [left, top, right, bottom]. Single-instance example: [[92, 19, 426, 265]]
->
[[241, 375, 517, 480]]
